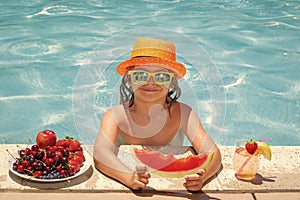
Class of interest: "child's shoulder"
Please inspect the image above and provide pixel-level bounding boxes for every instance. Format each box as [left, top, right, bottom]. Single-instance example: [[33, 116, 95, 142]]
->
[[102, 105, 126, 119], [109, 104, 126, 113], [105, 105, 130, 124], [176, 102, 193, 111], [171, 102, 193, 118]]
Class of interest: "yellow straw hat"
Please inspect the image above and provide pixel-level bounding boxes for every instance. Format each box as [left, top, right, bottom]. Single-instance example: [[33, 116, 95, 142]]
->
[[116, 38, 186, 79]]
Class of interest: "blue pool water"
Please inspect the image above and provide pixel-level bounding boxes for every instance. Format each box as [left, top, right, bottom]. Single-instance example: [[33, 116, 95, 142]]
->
[[0, 0, 299, 146]]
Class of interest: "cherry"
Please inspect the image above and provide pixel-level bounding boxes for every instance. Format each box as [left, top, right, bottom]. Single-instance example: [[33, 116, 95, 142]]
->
[[45, 166, 51, 173], [31, 144, 39, 151], [21, 160, 30, 167], [55, 151, 63, 157], [13, 160, 21, 167], [24, 148, 32, 155], [46, 149, 55, 158], [61, 157, 68, 165], [67, 167, 75, 176], [45, 158, 55, 166], [59, 169, 68, 177], [42, 156, 47, 162], [48, 146, 58, 152], [55, 165, 62, 172], [62, 149, 69, 157], [36, 151, 44, 160], [32, 160, 43, 171], [31, 151, 37, 158], [19, 150, 26, 158], [33, 171, 43, 178], [17, 165, 25, 173], [54, 155, 61, 163], [27, 166, 34, 171]]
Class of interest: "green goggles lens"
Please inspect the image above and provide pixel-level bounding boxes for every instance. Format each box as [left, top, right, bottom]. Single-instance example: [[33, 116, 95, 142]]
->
[[128, 70, 174, 86]]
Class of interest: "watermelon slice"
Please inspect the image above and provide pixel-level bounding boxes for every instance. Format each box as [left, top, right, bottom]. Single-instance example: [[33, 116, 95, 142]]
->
[[132, 147, 214, 178]]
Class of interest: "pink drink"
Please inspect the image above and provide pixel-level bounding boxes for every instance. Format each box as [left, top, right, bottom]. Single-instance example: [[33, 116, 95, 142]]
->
[[233, 142, 260, 180]]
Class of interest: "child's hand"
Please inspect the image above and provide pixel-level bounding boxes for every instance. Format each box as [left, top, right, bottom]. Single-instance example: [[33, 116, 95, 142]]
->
[[129, 164, 151, 190], [183, 169, 206, 191]]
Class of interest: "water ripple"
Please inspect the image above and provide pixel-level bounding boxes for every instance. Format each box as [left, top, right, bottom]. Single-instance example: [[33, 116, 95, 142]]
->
[[4, 38, 60, 57], [224, 74, 247, 89], [26, 5, 73, 18], [0, 94, 71, 102]]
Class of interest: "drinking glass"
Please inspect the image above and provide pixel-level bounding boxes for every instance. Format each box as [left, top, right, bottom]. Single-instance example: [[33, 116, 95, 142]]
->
[[233, 141, 260, 180]]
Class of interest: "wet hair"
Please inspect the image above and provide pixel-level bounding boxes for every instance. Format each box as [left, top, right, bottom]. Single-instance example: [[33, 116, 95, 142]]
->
[[119, 71, 181, 112]]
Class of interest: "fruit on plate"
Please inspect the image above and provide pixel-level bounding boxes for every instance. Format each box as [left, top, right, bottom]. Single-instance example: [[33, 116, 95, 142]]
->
[[132, 147, 214, 178], [36, 130, 57, 148], [11, 130, 86, 180]]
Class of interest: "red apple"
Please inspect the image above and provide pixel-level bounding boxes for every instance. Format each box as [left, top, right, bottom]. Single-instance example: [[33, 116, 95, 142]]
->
[[36, 130, 57, 148]]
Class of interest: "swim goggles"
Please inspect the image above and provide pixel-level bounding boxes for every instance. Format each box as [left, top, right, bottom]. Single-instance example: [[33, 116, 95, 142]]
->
[[127, 70, 174, 86]]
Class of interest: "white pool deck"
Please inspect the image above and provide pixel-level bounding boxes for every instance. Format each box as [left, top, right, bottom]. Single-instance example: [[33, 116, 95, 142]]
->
[[0, 145, 299, 200]]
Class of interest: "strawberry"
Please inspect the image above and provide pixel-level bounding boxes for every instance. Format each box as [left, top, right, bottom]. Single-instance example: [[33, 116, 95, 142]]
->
[[70, 155, 84, 166], [56, 139, 68, 148], [74, 151, 85, 161], [245, 139, 258, 154], [68, 140, 82, 152], [68, 159, 80, 173], [56, 136, 74, 148]]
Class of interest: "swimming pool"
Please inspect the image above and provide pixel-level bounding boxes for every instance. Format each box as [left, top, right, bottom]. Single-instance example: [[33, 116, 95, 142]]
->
[[1, 0, 299, 146]]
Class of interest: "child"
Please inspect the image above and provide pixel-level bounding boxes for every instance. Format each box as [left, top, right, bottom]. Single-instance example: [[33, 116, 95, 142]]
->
[[93, 38, 221, 191]]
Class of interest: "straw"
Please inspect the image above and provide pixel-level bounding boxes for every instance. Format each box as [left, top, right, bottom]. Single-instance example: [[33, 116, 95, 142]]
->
[[237, 154, 253, 175], [258, 137, 272, 142]]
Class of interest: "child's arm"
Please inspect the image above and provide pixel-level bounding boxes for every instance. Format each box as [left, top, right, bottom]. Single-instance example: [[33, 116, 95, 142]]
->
[[183, 145, 221, 191], [180, 104, 222, 191], [93, 109, 150, 190]]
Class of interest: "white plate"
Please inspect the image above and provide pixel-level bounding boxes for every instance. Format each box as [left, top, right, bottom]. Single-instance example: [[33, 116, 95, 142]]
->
[[8, 149, 92, 182]]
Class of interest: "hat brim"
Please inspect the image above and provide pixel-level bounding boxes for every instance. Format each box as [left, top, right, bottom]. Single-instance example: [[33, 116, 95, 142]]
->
[[116, 57, 186, 79]]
